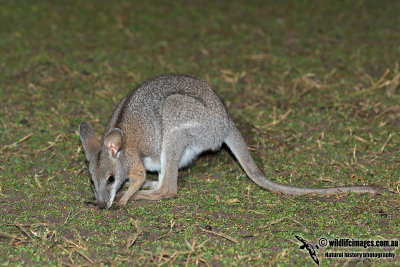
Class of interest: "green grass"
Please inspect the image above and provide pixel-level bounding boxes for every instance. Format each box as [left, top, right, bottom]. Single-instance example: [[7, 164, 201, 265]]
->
[[1, 0, 400, 266]]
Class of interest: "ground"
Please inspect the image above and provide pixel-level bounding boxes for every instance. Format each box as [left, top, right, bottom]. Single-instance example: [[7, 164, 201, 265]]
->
[[1, 0, 400, 266]]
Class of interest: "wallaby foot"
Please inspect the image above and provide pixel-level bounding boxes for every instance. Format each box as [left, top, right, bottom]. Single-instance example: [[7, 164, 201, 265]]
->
[[133, 188, 177, 201]]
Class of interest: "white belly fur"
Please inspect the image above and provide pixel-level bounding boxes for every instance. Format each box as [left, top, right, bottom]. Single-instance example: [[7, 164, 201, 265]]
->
[[143, 157, 161, 172], [178, 146, 203, 168], [143, 146, 203, 172]]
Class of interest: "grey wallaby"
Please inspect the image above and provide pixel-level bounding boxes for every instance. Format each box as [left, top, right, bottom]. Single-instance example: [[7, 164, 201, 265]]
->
[[79, 74, 386, 209]]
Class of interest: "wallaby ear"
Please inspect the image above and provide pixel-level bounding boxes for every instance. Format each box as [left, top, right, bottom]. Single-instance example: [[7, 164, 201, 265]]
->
[[79, 122, 101, 161], [104, 128, 123, 158]]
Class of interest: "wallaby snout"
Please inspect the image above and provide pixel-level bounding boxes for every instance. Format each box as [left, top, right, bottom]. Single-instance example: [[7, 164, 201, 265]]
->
[[97, 201, 107, 210]]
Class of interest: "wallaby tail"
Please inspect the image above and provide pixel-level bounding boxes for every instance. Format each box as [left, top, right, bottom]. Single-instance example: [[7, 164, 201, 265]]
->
[[224, 126, 388, 195]]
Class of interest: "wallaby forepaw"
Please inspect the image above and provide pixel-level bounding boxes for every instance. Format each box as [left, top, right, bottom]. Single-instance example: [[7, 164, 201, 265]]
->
[[116, 199, 128, 208], [114, 191, 125, 202], [110, 204, 122, 210]]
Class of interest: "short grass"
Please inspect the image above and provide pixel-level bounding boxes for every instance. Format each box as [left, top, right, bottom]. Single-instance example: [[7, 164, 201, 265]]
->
[[1, 0, 400, 266]]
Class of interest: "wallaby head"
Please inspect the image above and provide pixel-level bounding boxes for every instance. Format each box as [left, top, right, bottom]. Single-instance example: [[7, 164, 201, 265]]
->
[[79, 122, 127, 209]]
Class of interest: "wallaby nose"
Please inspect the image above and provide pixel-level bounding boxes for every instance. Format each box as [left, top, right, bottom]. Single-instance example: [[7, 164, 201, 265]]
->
[[97, 201, 107, 209]]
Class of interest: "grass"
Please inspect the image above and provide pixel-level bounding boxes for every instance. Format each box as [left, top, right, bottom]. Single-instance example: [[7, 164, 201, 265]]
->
[[1, 0, 400, 266]]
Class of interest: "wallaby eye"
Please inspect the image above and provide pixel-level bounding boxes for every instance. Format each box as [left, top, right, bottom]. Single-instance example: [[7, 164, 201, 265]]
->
[[90, 179, 94, 186], [107, 175, 115, 185]]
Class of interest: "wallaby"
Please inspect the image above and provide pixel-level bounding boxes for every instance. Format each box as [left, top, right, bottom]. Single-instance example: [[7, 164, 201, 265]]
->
[[79, 74, 386, 209]]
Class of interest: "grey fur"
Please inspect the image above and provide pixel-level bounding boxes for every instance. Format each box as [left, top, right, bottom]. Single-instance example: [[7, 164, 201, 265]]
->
[[79, 74, 387, 209]]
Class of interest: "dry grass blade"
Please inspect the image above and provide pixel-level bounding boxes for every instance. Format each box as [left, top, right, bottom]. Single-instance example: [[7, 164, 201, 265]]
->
[[60, 209, 73, 228], [245, 54, 270, 60], [199, 227, 239, 244], [2, 133, 33, 151], [261, 107, 292, 129], [353, 144, 358, 164], [198, 257, 211, 267], [266, 217, 288, 227], [185, 239, 196, 267], [353, 135, 368, 143], [60, 235, 94, 264], [62, 237, 86, 250], [126, 219, 143, 249], [38, 133, 66, 152], [379, 133, 392, 153], [293, 73, 322, 90], [126, 229, 143, 249], [386, 73, 400, 96], [0, 231, 21, 240], [12, 223, 33, 240], [0, 231, 29, 246], [219, 69, 246, 84], [372, 69, 390, 89], [1, 223, 53, 246], [151, 238, 210, 266], [157, 219, 176, 240], [34, 174, 43, 189], [147, 248, 175, 265], [74, 250, 94, 264]]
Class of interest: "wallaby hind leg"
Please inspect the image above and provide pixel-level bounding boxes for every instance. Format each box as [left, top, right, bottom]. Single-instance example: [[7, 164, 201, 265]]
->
[[134, 132, 188, 201], [133, 159, 179, 200]]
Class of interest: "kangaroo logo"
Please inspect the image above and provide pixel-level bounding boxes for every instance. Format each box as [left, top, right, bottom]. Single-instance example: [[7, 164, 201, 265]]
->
[[295, 235, 320, 265]]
